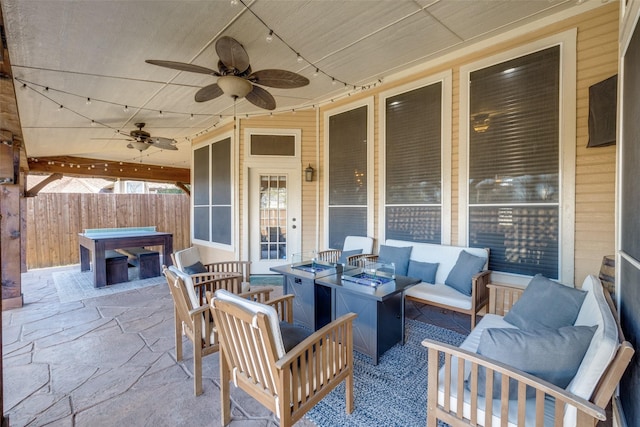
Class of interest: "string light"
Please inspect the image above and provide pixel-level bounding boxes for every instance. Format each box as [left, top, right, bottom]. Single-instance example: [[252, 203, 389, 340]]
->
[[296, 53, 303, 63], [123, 105, 129, 112], [57, 105, 63, 111], [86, 97, 91, 105], [266, 30, 273, 43], [313, 68, 319, 78]]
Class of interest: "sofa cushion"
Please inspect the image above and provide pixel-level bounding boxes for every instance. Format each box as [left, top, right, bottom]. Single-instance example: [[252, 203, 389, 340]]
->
[[378, 244, 412, 276], [338, 249, 362, 265], [444, 250, 486, 296], [406, 283, 474, 310], [474, 325, 597, 399], [504, 274, 587, 331], [183, 261, 207, 275], [407, 260, 439, 284]]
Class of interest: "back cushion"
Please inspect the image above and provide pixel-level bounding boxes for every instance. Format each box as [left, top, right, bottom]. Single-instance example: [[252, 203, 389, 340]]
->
[[174, 247, 201, 271]]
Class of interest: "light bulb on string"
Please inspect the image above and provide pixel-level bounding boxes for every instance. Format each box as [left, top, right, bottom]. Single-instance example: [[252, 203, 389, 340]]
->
[[296, 53, 303, 63], [313, 68, 319, 77], [266, 30, 273, 43], [86, 97, 91, 105], [123, 105, 129, 112]]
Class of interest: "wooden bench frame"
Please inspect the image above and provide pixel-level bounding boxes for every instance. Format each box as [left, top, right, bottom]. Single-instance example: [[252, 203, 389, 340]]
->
[[422, 282, 635, 427]]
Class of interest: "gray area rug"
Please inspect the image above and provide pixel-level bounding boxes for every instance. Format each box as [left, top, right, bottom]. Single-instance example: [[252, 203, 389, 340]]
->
[[306, 319, 466, 427], [52, 267, 165, 303]]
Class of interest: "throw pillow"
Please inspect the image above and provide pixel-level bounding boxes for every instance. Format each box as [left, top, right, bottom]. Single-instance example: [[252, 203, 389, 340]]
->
[[472, 325, 597, 399], [407, 260, 439, 284], [338, 249, 363, 265], [279, 322, 313, 353], [378, 245, 413, 276], [183, 261, 207, 275], [504, 274, 587, 331], [444, 250, 486, 296]]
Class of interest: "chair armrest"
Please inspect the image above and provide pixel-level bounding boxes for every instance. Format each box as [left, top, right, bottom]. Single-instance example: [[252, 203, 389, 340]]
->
[[421, 338, 606, 425], [190, 272, 243, 305], [275, 312, 358, 369], [471, 270, 491, 307], [487, 282, 526, 315]]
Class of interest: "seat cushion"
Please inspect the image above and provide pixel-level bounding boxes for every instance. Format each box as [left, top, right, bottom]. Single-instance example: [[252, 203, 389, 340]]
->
[[444, 250, 487, 296], [406, 283, 473, 310], [504, 274, 587, 331], [378, 244, 413, 276], [280, 322, 313, 353]]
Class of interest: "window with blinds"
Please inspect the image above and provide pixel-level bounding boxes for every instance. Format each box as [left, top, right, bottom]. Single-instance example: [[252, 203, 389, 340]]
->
[[468, 46, 560, 278], [192, 137, 232, 246], [385, 83, 442, 243], [328, 105, 368, 249]]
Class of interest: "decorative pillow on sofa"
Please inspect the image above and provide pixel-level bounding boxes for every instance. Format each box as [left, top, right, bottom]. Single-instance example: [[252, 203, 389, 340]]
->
[[407, 260, 439, 284], [183, 261, 207, 274], [444, 250, 486, 296], [473, 325, 597, 399], [378, 245, 413, 276], [338, 249, 363, 265], [504, 274, 587, 331]]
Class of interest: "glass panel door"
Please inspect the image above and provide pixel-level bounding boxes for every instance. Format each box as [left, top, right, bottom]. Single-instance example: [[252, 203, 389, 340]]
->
[[259, 175, 287, 261]]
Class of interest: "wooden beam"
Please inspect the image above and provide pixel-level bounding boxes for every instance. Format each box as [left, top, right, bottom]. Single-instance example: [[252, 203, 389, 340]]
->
[[175, 181, 191, 196], [27, 156, 190, 184], [25, 173, 63, 197]]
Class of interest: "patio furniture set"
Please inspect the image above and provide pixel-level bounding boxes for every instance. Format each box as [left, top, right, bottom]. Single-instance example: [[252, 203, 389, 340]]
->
[[95, 233, 631, 427]]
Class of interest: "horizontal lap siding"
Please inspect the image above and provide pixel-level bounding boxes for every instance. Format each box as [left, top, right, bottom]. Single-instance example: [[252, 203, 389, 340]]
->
[[26, 193, 190, 269]]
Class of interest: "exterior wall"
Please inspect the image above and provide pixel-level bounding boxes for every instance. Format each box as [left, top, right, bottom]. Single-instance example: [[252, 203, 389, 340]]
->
[[190, 3, 618, 285]]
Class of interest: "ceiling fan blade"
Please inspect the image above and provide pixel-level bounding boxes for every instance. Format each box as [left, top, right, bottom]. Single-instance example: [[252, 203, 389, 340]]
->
[[195, 83, 224, 102], [249, 69, 310, 88], [216, 36, 250, 74], [151, 137, 179, 151], [245, 86, 276, 110], [146, 60, 218, 76]]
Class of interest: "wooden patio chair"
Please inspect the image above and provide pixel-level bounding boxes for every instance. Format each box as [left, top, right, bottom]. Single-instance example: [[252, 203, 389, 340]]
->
[[210, 289, 357, 426], [162, 265, 276, 396], [317, 235, 375, 266], [172, 246, 252, 292]]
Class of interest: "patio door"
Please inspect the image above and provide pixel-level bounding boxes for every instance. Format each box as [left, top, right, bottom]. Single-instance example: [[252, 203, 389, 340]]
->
[[249, 167, 301, 274]]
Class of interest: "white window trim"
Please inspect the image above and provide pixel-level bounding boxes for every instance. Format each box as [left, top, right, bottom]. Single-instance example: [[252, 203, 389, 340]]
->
[[378, 71, 453, 245], [191, 130, 236, 253], [242, 128, 302, 261], [323, 97, 375, 248], [458, 29, 576, 285]]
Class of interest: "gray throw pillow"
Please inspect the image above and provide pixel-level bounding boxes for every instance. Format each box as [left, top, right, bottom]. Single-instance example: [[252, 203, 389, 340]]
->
[[472, 325, 597, 399], [504, 274, 587, 331], [279, 322, 313, 353], [444, 250, 486, 296], [183, 261, 207, 274], [338, 249, 363, 265], [407, 260, 439, 284], [378, 245, 413, 276]]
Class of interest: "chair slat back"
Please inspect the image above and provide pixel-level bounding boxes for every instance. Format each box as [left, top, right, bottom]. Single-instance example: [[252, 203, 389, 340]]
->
[[164, 267, 196, 333]]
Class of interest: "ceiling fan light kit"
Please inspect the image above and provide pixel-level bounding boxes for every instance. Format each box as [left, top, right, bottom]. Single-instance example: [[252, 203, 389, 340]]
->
[[217, 75, 253, 98]]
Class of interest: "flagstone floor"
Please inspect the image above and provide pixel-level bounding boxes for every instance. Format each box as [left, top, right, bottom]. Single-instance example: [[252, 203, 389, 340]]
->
[[2, 266, 472, 426]]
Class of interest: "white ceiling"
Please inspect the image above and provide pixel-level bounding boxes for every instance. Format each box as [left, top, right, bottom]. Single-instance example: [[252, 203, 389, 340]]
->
[[1, 0, 602, 169]]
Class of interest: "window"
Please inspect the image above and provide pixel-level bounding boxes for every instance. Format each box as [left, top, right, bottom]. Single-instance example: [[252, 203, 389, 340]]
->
[[192, 136, 233, 247], [461, 34, 576, 282], [326, 102, 372, 249], [384, 82, 443, 243]]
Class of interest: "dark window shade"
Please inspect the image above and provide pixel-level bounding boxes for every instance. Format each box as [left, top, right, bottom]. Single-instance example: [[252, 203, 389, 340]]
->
[[468, 46, 560, 278], [329, 106, 368, 206], [211, 206, 232, 245], [193, 206, 210, 241], [385, 83, 442, 244], [193, 145, 209, 206], [328, 106, 369, 249], [328, 207, 367, 250], [211, 138, 231, 205], [250, 134, 296, 156], [386, 83, 442, 204]]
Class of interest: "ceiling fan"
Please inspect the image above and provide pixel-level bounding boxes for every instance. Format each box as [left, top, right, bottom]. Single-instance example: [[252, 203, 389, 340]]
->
[[146, 36, 309, 110], [106, 123, 178, 152]]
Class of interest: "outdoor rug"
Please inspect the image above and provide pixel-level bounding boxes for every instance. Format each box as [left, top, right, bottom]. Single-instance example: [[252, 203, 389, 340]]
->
[[305, 319, 466, 427], [52, 267, 165, 303]]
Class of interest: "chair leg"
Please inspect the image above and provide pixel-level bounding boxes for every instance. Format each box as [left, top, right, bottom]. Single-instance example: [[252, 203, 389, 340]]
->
[[174, 307, 183, 361], [220, 350, 231, 426], [345, 370, 354, 414], [193, 339, 203, 396]]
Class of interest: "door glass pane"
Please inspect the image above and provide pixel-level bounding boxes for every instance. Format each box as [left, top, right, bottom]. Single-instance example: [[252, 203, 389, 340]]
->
[[259, 175, 287, 260]]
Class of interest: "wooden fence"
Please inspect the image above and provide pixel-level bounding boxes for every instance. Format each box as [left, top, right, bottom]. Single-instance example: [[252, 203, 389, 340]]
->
[[25, 193, 191, 269]]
